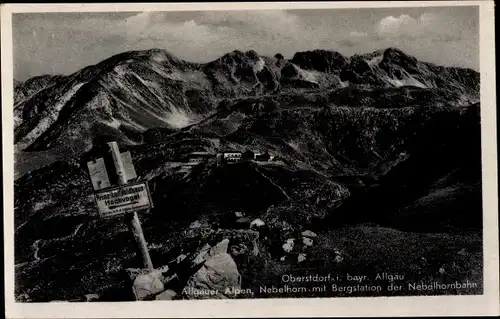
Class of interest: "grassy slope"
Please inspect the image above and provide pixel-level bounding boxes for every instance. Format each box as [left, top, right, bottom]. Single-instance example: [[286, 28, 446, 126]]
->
[[241, 225, 482, 298]]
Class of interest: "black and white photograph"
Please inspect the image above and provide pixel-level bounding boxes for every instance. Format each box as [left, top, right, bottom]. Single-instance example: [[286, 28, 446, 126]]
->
[[2, 1, 498, 318]]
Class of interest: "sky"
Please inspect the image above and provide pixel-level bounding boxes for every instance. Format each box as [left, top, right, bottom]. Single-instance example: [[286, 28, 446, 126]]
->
[[12, 6, 479, 81]]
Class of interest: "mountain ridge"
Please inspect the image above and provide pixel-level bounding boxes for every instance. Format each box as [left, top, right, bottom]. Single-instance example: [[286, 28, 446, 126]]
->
[[14, 47, 479, 157]]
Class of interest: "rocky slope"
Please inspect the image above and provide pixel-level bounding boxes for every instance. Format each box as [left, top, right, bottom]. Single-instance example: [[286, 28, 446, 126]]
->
[[13, 47, 483, 301]]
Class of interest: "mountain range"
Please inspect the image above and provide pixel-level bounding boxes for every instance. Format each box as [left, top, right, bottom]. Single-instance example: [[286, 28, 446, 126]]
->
[[14, 47, 479, 154], [13, 47, 483, 301]]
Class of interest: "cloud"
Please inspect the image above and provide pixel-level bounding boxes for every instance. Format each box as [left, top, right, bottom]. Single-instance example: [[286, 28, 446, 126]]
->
[[375, 14, 418, 37], [374, 13, 463, 41], [350, 31, 368, 37], [13, 8, 479, 81]]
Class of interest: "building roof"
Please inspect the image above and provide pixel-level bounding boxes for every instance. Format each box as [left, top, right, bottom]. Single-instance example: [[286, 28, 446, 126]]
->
[[190, 151, 214, 156]]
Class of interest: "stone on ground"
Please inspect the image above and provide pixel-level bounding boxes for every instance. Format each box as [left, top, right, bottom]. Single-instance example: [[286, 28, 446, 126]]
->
[[301, 230, 317, 238], [132, 270, 165, 301], [302, 237, 313, 247], [298, 253, 307, 263], [156, 289, 177, 300], [234, 211, 244, 218], [189, 220, 202, 229], [184, 252, 241, 299], [208, 238, 230, 257], [282, 238, 295, 253]]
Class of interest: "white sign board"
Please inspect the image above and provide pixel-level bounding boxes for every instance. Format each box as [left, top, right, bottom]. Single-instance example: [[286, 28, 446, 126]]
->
[[94, 182, 152, 218], [88, 152, 137, 191], [87, 157, 111, 191], [121, 151, 137, 181]]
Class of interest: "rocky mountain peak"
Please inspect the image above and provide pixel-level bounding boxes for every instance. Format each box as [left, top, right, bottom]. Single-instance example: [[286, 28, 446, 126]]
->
[[291, 49, 349, 73]]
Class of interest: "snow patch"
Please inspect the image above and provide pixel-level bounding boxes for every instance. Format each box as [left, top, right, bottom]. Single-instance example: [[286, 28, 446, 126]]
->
[[299, 69, 319, 84], [16, 82, 86, 150], [163, 107, 195, 129], [386, 76, 427, 89], [365, 53, 384, 68], [339, 80, 350, 88], [104, 118, 122, 129], [287, 140, 300, 151], [33, 200, 53, 212], [150, 51, 170, 64], [14, 112, 23, 130]]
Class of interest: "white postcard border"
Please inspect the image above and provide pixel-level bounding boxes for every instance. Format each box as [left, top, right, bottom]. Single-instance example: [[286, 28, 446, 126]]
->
[[2, 1, 498, 318]]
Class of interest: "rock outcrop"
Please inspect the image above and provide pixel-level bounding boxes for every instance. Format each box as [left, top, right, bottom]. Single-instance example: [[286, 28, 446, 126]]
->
[[183, 252, 241, 299]]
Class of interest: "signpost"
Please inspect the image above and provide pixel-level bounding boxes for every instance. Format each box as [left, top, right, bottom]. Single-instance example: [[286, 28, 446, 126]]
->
[[87, 142, 154, 271], [94, 182, 152, 218]]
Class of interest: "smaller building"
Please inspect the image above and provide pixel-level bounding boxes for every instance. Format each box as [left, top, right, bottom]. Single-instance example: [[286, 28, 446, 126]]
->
[[216, 149, 275, 165], [217, 151, 243, 164], [254, 151, 271, 162], [185, 151, 213, 164], [242, 150, 255, 161]]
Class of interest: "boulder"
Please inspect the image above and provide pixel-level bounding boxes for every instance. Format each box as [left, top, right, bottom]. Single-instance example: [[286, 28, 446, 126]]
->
[[302, 237, 313, 247], [132, 270, 165, 301], [208, 238, 230, 257], [282, 238, 295, 253], [156, 289, 177, 300], [301, 230, 317, 238], [234, 211, 244, 218], [126, 268, 147, 281], [189, 220, 202, 229], [250, 218, 265, 228], [189, 239, 231, 271], [183, 252, 241, 299], [298, 253, 307, 263]]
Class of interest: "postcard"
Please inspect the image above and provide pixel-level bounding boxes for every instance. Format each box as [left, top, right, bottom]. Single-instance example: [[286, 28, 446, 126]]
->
[[2, 1, 498, 317]]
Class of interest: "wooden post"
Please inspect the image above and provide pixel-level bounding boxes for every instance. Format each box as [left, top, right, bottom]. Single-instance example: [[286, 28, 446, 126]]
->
[[107, 142, 154, 271]]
